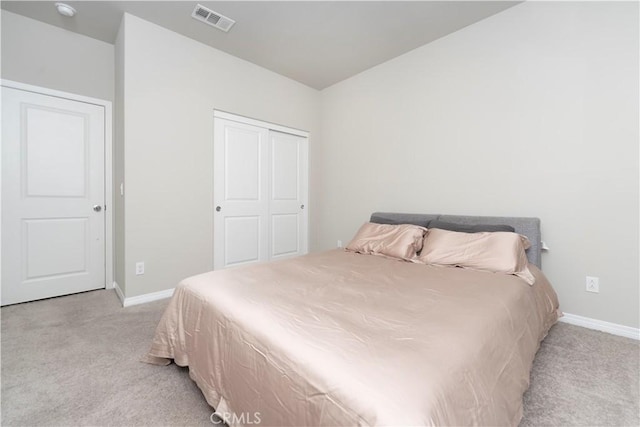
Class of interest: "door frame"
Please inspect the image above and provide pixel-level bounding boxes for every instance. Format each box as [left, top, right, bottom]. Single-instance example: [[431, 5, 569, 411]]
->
[[214, 110, 309, 138], [1, 79, 114, 291], [212, 110, 310, 268]]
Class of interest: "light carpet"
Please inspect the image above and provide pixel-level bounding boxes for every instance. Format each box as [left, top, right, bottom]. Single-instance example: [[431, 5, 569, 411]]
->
[[1, 289, 638, 426]]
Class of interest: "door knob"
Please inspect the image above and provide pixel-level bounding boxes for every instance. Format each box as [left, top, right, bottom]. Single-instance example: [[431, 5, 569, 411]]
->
[[300, 204, 305, 210], [216, 206, 222, 212], [93, 205, 102, 212]]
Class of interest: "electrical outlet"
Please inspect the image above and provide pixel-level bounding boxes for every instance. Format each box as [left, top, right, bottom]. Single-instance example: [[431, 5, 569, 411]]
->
[[337, 240, 343, 248], [586, 276, 599, 293], [136, 262, 145, 275]]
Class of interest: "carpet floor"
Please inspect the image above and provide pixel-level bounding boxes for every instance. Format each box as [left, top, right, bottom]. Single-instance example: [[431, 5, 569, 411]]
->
[[1, 289, 638, 426]]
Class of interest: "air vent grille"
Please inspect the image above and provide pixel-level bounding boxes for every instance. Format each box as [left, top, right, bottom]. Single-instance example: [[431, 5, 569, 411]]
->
[[207, 14, 220, 25], [192, 4, 235, 33]]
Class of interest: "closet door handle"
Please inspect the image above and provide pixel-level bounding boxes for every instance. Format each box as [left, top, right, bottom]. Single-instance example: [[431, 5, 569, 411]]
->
[[216, 206, 222, 212], [300, 204, 305, 210]]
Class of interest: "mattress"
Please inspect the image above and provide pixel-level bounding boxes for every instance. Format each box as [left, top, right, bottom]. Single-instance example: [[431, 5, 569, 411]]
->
[[145, 249, 559, 426]]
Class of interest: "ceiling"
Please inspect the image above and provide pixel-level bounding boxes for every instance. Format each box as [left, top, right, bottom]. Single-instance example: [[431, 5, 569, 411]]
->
[[1, 1, 520, 89]]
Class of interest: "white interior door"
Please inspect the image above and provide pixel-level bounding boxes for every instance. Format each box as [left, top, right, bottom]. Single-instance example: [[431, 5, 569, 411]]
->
[[269, 131, 308, 259], [1, 87, 106, 305], [214, 118, 270, 269]]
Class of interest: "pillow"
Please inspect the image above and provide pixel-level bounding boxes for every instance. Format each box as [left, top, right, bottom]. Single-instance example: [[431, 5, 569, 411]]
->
[[417, 228, 535, 284], [428, 220, 515, 233], [346, 222, 426, 260]]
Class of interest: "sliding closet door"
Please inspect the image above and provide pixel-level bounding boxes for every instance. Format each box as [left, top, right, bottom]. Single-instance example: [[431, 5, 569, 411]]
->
[[269, 131, 308, 260], [214, 119, 270, 269], [213, 114, 308, 270]]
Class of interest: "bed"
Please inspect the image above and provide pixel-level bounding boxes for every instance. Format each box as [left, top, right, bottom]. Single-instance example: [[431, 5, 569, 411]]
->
[[145, 213, 560, 426]]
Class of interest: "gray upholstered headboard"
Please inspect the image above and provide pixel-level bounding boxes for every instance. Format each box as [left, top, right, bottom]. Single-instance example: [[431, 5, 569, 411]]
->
[[370, 212, 542, 269]]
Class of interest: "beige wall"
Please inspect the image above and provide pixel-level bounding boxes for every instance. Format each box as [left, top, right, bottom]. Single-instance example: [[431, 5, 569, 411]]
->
[[3, 5, 637, 329], [114, 17, 126, 291], [318, 2, 639, 328], [120, 14, 320, 298], [1, 10, 114, 102]]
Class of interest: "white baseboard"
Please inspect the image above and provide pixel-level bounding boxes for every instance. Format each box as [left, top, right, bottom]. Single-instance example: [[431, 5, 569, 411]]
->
[[113, 281, 125, 305], [559, 312, 639, 340], [112, 281, 174, 307]]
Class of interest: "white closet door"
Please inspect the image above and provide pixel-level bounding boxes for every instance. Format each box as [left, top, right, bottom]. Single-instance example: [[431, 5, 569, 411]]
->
[[1, 86, 106, 305], [214, 119, 270, 269], [213, 114, 308, 270], [269, 131, 308, 260]]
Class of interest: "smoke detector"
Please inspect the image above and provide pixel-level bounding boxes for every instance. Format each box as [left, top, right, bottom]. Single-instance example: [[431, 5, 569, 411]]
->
[[55, 3, 76, 17], [191, 4, 235, 32]]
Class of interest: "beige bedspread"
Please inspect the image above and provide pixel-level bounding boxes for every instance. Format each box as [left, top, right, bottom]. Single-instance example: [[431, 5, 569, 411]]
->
[[145, 249, 559, 426]]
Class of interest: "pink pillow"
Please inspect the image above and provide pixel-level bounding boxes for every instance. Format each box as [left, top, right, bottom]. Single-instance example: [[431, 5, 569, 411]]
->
[[346, 222, 426, 260], [417, 228, 535, 284]]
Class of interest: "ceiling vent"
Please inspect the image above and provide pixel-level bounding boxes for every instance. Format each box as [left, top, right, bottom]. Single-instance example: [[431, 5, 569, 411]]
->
[[192, 4, 235, 32]]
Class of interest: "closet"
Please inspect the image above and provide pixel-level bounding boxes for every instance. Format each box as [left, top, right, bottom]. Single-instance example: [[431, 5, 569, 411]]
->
[[213, 111, 308, 269]]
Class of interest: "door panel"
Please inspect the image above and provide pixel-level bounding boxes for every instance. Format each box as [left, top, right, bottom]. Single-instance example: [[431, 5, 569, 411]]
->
[[1, 87, 105, 305], [271, 137, 299, 200], [214, 119, 269, 270], [24, 218, 88, 279], [25, 107, 87, 197], [271, 214, 299, 257], [269, 131, 308, 260], [224, 216, 261, 266], [225, 127, 261, 200]]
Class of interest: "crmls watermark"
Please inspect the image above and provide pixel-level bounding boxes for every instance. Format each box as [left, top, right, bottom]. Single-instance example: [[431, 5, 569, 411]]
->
[[210, 411, 262, 425]]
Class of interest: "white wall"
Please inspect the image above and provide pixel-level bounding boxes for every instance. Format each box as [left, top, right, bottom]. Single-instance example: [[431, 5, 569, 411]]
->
[[318, 2, 639, 328], [120, 14, 320, 297], [1, 10, 114, 101]]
